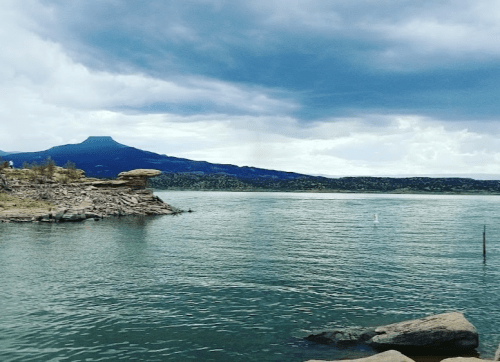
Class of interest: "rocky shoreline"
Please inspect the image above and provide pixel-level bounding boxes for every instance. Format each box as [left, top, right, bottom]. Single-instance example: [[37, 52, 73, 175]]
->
[[0, 168, 181, 223], [305, 312, 500, 362]]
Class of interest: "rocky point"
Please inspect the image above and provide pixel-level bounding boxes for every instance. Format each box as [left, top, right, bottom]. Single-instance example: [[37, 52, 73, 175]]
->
[[0, 166, 181, 223]]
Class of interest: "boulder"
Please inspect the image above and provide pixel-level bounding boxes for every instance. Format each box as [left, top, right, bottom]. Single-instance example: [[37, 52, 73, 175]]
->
[[367, 312, 478, 353], [495, 343, 500, 361], [306, 327, 376, 346], [306, 312, 478, 354], [118, 169, 162, 178], [60, 213, 87, 222], [305, 350, 415, 362], [117, 169, 162, 189], [441, 358, 488, 362]]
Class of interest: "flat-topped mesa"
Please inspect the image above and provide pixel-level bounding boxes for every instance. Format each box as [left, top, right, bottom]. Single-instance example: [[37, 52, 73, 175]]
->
[[117, 169, 162, 189]]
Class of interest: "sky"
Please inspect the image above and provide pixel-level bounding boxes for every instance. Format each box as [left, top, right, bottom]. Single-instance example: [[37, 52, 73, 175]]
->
[[1, 0, 500, 178]]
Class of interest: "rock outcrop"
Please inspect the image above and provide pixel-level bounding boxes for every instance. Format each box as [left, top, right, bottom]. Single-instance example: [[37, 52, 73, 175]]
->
[[305, 350, 415, 362], [117, 169, 162, 189], [0, 168, 181, 222], [306, 312, 479, 354]]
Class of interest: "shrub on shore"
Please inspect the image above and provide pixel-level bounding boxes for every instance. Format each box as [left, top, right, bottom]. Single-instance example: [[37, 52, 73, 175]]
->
[[5, 158, 84, 183]]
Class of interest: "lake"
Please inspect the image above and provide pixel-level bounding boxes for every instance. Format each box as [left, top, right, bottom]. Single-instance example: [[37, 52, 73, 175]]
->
[[1, 191, 500, 361]]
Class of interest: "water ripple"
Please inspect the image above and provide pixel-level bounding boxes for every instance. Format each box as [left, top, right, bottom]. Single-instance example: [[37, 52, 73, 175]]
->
[[1, 192, 500, 361]]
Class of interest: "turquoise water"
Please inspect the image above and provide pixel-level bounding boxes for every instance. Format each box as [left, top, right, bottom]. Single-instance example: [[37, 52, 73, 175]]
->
[[1, 191, 500, 361]]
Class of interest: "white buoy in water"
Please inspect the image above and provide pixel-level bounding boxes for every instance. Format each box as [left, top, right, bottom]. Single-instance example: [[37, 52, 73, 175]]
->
[[373, 213, 379, 223]]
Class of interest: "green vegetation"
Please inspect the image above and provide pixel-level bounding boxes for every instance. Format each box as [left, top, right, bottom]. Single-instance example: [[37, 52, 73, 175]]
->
[[5, 158, 83, 183], [21, 157, 56, 180], [62, 161, 81, 182], [150, 173, 500, 194]]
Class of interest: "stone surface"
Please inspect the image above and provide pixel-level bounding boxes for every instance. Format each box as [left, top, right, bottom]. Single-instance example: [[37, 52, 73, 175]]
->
[[0, 170, 181, 222], [441, 358, 488, 362], [118, 169, 162, 178], [90, 180, 129, 187], [306, 312, 479, 354], [304, 350, 415, 362], [306, 328, 376, 346], [368, 312, 478, 352], [117, 169, 162, 189], [0, 174, 11, 191], [495, 343, 500, 361]]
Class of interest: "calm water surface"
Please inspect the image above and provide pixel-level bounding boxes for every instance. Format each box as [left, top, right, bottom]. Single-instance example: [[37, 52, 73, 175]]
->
[[1, 191, 500, 361]]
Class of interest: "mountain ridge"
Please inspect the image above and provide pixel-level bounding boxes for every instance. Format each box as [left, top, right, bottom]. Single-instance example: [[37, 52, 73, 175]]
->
[[2, 137, 306, 180], [4, 137, 500, 194]]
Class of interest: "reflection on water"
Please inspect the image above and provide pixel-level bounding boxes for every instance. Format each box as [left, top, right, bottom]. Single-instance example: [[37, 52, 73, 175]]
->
[[1, 192, 500, 361]]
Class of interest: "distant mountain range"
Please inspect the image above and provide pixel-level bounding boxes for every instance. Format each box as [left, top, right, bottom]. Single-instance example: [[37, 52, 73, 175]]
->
[[3, 137, 500, 193], [2, 136, 306, 180], [149, 172, 500, 194]]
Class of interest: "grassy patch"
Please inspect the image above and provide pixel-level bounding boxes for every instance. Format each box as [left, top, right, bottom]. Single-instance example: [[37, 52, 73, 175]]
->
[[1, 167, 84, 182], [0, 192, 54, 211]]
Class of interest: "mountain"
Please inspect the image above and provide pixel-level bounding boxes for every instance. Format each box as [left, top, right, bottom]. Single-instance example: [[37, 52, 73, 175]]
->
[[3, 136, 306, 179], [4, 137, 500, 194]]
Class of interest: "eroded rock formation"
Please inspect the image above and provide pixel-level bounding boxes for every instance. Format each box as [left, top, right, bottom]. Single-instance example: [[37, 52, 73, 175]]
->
[[117, 169, 162, 189], [0, 168, 181, 222]]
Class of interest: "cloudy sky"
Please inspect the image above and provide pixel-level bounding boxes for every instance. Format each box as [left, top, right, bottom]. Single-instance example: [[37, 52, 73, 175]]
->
[[1, 0, 500, 178]]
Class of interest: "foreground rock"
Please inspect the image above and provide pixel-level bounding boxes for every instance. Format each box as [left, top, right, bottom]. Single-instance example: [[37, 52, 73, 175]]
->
[[495, 343, 500, 361], [368, 312, 478, 353], [305, 350, 415, 362], [304, 350, 490, 362], [306, 312, 478, 354], [441, 358, 488, 362], [0, 168, 181, 222]]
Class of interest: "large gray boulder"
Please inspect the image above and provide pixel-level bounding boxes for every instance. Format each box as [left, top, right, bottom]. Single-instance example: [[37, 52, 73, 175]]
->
[[306, 312, 478, 354], [494, 343, 500, 361], [441, 358, 488, 362], [305, 350, 415, 362], [367, 312, 478, 352]]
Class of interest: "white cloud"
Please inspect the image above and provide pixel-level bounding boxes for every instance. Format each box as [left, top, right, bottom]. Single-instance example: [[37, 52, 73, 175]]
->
[[2, 1, 500, 179], [0, 1, 296, 124], [159, 115, 500, 177]]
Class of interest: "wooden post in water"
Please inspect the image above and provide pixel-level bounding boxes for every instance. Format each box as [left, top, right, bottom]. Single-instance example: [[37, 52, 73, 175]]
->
[[483, 225, 486, 258]]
